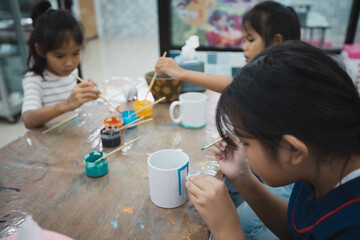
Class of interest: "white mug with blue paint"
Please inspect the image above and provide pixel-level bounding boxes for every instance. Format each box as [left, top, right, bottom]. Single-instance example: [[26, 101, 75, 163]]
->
[[169, 92, 207, 129], [147, 149, 189, 208]]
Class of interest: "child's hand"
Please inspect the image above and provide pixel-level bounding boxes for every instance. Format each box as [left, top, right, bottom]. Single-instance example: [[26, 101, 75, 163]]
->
[[213, 138, 252, 184], [66, 80, 100, 110], [84, 78, 98, 88], [186, 175, 244, 239], [155, 57, 185, 80]]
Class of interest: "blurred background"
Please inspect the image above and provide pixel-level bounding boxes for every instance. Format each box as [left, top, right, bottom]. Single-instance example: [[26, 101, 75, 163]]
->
[[0, 0, 359, 147]]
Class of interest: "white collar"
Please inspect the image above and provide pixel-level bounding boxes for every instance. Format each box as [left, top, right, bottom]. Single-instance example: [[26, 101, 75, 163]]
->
[[334, 168, 360, 188]]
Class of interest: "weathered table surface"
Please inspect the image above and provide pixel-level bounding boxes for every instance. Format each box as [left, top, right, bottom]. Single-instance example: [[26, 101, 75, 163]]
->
[[0, 77, 221, 240]]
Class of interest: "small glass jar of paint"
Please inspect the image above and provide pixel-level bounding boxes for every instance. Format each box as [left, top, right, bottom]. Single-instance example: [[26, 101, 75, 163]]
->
[[83, 151, 109, 177], [100, 127, 121, 147], [120, 110, 138, 129], [133, 100, 152, 118], [104, 116, 123, 128]]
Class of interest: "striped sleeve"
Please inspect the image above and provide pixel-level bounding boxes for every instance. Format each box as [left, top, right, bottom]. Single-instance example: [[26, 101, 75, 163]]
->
[[21, 73, 43, 115]]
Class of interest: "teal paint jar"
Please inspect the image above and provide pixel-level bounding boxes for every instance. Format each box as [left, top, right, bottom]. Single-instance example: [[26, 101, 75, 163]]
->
[[83, 151, 108, 177]]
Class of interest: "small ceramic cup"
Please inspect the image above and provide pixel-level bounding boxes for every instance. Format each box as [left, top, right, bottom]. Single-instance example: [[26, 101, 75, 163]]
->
[[104, 116, 123, 128], [100, 127, 121, 148], [83, 151, 109, 177], [133, 100, 152, 118], [120, 110, 138, 129]]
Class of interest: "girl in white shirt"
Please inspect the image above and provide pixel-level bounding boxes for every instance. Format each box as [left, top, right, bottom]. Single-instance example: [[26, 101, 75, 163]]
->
[[22, 0, 100, 129]]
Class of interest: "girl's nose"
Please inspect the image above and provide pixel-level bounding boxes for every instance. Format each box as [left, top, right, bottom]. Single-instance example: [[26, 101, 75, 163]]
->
[[65, 59, 73, 67], [242, 42, 248, 51]]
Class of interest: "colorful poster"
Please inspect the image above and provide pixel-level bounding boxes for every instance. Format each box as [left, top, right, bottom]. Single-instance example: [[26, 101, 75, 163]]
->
[[170, 0, 258, 48]]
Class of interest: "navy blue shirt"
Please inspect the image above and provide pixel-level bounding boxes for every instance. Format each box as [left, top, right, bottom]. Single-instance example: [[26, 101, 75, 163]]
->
[[288, 178, 360, 239]]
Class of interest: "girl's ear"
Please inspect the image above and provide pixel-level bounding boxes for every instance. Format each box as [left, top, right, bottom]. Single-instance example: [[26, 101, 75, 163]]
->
[[271, 34, 284, 45], [281, 134, 308, 166], [34, 43, 45, 57]]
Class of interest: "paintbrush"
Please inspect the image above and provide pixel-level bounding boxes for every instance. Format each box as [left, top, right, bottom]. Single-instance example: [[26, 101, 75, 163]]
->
[[42, 113, 79, 134], [144, 51, 167, 100], [126, 118, 153, 128], [128, 96, 166, 117], [95, 136, 141, 162], [201, 138, 223, 151], [114, 116, 145, 132]]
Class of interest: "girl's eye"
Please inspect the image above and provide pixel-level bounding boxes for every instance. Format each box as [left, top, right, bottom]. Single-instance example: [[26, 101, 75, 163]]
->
[[239, 139, 249, 147], [73, 52, 80, 56], [55, 55, 63, 59]]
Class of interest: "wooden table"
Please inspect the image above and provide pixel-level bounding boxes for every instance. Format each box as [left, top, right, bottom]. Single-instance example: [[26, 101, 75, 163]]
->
[[0, 77, 221, 239]]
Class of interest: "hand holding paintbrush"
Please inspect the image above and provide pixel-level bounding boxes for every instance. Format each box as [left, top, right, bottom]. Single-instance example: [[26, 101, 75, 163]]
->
[[144, 52, 167, 100], [72, 74, 122, 114]]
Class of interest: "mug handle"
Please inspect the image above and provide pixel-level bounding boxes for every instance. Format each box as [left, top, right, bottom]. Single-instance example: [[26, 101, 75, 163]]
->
[[169, 101, 182, 123]]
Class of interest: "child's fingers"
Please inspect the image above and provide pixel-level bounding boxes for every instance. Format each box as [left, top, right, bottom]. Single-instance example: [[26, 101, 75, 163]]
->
[[78, 81, 98, 90], [220, 140, 227, 150], [81, 96, 99, 102], [80, 93, 100, 100], [76, 86, 101, 95], [185, 178, 201, 200], [212, 145, 221, 156], [188, 175, 216, 191], [85, 78, 98, 87], [155, 59, 166, 75]]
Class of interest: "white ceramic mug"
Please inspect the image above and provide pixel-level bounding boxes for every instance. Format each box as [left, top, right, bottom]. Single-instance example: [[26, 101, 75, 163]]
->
[[147, 149, 189, 208], [169, 92, 207, 128]]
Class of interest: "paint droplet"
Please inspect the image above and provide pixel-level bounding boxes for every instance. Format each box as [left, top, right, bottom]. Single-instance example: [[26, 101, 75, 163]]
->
[[123, 207, 133, 214], [111, 220, 118, 229], [165, 211, 176, 224], [18, 182, 21, 184], [199, 162, 206, 166], [58, 130, 63, 133], [116, 214, 119, 219], [141, 224, 144, 229], [72, 220, 81, 226], [3, 166, 8, 168], [75, 160, 79, 166]]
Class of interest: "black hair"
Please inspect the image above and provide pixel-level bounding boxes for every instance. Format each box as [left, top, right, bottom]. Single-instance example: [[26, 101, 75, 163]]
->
[[242, 1, 300, 47], [26, 0, 84, 76], [216, 41, 360, 164]]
